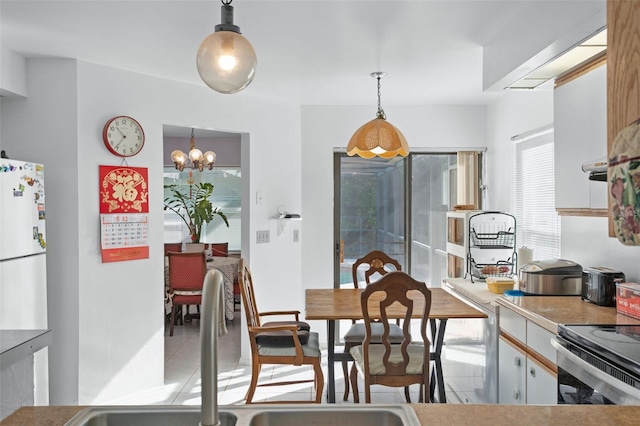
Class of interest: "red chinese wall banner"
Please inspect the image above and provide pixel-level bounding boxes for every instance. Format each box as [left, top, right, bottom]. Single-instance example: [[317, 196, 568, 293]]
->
[[99, 165, 149, 213], [99, 165, 149, 262]]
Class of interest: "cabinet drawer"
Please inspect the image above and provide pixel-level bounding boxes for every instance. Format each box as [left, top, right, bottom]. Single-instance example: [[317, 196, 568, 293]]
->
[[500, 307, 526, 344], [526, 321, 556, 363]]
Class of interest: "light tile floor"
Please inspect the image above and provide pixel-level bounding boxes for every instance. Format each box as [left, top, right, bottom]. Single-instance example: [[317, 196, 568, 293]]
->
[[110, 318, 421, 406]]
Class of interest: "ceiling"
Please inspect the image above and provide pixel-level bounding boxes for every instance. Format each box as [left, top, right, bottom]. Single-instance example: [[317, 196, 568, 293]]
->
[[1, 0, 600, 109]]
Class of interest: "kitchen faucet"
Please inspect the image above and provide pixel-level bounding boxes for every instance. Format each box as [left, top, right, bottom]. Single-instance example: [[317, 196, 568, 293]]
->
[[200, 269, 228, 426]]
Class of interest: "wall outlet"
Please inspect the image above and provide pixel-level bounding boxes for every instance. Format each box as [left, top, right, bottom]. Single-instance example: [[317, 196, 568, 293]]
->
[[256, 230, 270, 244], [293, 229, 299, 242]]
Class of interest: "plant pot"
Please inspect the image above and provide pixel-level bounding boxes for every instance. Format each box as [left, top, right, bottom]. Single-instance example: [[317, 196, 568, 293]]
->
[[184, 242, 205, 252]]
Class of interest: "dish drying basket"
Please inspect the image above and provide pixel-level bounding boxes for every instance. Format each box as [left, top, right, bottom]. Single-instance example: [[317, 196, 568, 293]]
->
[[468, 258, 516, 281], [470, 229, 515, 249]]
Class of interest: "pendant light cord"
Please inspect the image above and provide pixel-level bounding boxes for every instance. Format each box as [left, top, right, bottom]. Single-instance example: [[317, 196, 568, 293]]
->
[[376, 75, 386, 120]]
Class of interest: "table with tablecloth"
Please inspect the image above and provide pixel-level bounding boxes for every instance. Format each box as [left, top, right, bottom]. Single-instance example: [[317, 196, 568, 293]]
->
[[165, 256, 239, 321]]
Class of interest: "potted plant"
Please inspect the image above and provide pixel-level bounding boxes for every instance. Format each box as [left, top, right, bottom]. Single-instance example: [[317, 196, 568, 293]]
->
[[163, 182, 229, 244]]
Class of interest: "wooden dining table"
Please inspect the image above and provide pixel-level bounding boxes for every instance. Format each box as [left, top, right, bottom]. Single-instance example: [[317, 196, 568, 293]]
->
[[305, 287, 487, 403]]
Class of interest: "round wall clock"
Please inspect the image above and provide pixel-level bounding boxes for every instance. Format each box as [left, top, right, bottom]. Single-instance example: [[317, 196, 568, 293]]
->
[[102, 116, 145, 157]]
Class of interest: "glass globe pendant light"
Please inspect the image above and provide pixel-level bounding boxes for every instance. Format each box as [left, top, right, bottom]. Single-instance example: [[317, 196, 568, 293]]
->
[[196, 0, 257, 94]]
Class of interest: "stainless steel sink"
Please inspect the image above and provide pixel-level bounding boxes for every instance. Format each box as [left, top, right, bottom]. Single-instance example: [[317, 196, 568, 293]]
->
[[245, 405, 418, 426], [63, 406, 237, 426], [64, 404, 420, 426]]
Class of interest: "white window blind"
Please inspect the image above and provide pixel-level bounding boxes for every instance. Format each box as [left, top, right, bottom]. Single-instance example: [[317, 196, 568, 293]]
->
[[513, 129, 561, 260]]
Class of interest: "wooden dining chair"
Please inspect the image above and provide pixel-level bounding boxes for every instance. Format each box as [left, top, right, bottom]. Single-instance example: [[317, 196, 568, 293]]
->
[[238, 258, 324, 403], [167, 251, 207, 336], [341, 250, 404, 401], [349, 271, 432, 403]]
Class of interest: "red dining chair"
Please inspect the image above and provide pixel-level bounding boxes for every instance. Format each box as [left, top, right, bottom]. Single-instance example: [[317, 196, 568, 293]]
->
[[164, 242, 182, 256], [207, 242, 229, 257], [167, 251, 207, 336]]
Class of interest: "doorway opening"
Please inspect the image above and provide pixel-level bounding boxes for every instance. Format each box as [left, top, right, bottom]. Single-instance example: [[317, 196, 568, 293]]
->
[[162, 124, 242, 370]]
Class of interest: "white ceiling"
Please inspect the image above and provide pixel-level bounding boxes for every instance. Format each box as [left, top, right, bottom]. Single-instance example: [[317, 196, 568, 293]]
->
[[1, 0, 605, 111]]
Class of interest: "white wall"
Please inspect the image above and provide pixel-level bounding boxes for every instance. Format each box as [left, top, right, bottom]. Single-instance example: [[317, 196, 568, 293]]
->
[[485, 90, 554, 212], [0, 45, 28, 97], [486, 90, 640, 283], [1, 57, 303, 404], [562, 216, 640, 282], [1, 59, 80, 404], [300, 104, 487, 340]]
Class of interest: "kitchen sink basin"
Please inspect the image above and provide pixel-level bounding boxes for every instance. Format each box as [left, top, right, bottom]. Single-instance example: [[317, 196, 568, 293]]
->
[[246, 406, 416, 426], [64, 406, 237, 426], [64, 404, 420, 426]]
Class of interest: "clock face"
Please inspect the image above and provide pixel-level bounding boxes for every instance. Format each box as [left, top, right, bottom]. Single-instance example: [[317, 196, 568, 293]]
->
[[102, 116, 145, 157]]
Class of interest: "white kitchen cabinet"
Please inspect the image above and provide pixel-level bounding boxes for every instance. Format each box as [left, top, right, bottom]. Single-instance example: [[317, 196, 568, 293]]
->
[[526, 356, 558, 405], [498, 336, 526, 404], [498, 306, 558, 405], [554, 64, 608, 210]]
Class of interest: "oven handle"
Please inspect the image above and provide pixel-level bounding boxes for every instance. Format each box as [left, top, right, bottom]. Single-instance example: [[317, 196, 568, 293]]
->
[[551, 336, 640, 405]]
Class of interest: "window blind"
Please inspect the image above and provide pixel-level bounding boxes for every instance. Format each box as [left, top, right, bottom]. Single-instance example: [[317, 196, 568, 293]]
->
[[513, 130, 561, 260]]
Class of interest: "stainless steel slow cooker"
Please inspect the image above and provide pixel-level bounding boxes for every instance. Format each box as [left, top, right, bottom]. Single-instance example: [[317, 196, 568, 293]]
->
[[517, 259, 583, 295]]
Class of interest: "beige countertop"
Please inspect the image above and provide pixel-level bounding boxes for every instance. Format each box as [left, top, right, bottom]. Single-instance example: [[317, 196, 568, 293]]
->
[[496, 295, 640, 333], [4, 405, 640, 426], [442, 277, 502, 314]]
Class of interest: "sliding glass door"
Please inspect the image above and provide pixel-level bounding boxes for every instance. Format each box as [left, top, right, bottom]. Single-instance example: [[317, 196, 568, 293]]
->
[[334, 152, 457, 289]]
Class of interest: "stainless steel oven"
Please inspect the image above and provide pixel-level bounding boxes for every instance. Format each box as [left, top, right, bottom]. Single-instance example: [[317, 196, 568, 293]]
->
[[551, 324, 640, 405]]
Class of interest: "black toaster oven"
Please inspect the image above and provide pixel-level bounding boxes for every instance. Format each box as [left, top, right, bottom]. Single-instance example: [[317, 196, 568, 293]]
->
[[581, 267, 626, 307]]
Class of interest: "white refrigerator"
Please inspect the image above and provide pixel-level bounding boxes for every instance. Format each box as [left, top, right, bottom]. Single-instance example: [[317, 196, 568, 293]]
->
[[0, 158, 49, 404]]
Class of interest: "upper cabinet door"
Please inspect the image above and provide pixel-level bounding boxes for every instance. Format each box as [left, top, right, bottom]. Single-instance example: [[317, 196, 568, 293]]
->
[[607, 0, 640, 239], [554, 64, 607, 210]]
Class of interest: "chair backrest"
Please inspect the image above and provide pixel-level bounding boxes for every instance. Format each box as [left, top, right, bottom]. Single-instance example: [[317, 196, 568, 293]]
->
[[360, 271, 432, 376], [164, 243, 182, 256], [238, 258, 261, 329], [352, 250, 401, 289], [167, 251, 207, 292], [208, 242, 229, 257]]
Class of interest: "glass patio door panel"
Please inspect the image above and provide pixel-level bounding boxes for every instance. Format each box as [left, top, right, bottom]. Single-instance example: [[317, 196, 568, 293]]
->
[[410, 154, 457, 287], [335, 153, 457, 289], [338, 157, 405, 288]]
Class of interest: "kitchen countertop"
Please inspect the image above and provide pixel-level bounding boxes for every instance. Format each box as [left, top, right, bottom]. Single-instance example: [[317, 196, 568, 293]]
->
[[496, 295, 640, 334], [0, 329, 51, 369], [4, 404, 640, 426], [442, 277, 503, 314]]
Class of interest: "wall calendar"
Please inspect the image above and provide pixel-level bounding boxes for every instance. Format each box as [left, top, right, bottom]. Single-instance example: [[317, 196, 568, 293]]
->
[[99, 165, 149, 262]]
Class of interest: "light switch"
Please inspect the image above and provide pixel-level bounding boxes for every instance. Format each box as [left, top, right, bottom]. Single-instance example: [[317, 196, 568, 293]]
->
[[256, 230, 270, 244]]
